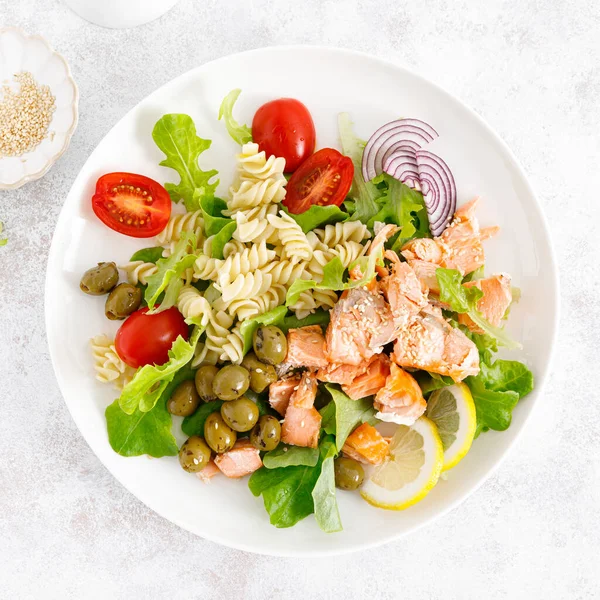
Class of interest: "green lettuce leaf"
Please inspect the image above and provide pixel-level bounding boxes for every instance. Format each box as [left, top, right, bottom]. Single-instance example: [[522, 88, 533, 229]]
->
[[106, 365, 195, 457], [218, 89, 253, 145], [324, 385, 377, 451], [319, 401, 336, 435], [311, 435, 342, 533], [118, 326, 203, 415], [282, 205, 349, 233], [130, 246, 166, 263], [181, 400, 224, 437], [436, 268, 521, 350], [415, 372, 454, 396], [480, 359, 534, 398], [144, 233, 197, 310], [248, 435, 342, 531], [198, 195, 236, 259], [263, 444, 319, 469], [152, 114, 219, 211], [338, 113, 380, 225]]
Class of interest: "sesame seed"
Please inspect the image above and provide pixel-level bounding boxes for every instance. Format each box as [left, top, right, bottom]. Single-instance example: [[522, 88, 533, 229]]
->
[[0, 72, 56, 157]]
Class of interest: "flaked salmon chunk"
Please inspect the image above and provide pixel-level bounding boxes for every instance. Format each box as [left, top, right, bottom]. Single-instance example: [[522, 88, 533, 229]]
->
[[341, 354, 390, 400], [458, 274, 512, 333], [214, 440, 262, 478], [284, 325, 328, 369], [281, 371, 321, 448], [342, 423, 389, 465], [374, 363, 427, 425], [268, 374, 301, 416]]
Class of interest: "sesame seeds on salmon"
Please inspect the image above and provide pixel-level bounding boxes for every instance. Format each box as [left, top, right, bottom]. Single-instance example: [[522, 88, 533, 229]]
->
[[269, 374, 302, 416], [284, 325, 328, 369], [281, 370, 322, 448], [373, 363, 426, 425], [214, 440, 262, 478], [342, 423, 389, 465]]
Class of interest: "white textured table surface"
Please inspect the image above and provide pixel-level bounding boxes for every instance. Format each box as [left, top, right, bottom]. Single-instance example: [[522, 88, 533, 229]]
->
[[1, 1, 599, 598]]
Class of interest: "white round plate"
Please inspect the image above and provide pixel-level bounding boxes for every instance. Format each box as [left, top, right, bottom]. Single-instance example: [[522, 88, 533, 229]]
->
[[45, 47, 558, 556]]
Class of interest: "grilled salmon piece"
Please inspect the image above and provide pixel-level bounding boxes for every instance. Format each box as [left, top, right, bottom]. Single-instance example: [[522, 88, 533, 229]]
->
[[341, 354, 390, 400], [374, 363, 426, 425], [268, 374, 301, 416], [458, 274, 512, 333], [316, 362, 367, 385], [281, 371, 321, 448], [214, 440, 262, 478], [196, 460, 220, 483], [285, 325, 328, 369], [379, 251, 429, 328], [402, 198, 499, 276], [326, 287, 396, 366], [392, 309, 480, 382], [342, 423, 389, 465]]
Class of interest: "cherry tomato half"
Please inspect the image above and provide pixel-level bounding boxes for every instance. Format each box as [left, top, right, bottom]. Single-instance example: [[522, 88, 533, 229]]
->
[[283, 148, 354, 214], [92, 172, 171, 238], [115, 307, 188, 369], [252, 98, 316, 173]]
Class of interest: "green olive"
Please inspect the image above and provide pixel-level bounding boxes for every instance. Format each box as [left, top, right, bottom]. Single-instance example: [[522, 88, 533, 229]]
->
[[178, 436, 212, 472], [204, 412, 237, 453], [241, 352, 277, 393], [220, 396, 260, 432], [334, 457, 365, 490], [212, 365, 250, 401], [80, 262, 119, 295], [194, 365, 219, 402], [104, 283, 142, 320], [250, 415, 281, 451], [253, 325, 287, 365], [167, 380, 200, 417]]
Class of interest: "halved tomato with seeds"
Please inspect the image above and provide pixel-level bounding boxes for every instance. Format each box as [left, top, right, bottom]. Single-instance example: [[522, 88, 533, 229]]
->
[[91, 172, 171, 238], [282, 148, 354, 214]]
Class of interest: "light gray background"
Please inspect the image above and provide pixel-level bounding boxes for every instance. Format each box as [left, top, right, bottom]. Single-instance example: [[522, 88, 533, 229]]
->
[[1, 1, 598, 598]]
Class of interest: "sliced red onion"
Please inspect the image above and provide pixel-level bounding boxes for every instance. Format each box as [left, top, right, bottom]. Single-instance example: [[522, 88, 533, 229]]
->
[[383, 149, 419, 185], [362, 119, 438, 182], [415, 150, 456, 237]]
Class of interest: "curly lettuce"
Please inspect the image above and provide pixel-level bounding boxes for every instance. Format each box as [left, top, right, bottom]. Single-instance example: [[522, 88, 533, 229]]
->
[[218, 89, 253, 145]]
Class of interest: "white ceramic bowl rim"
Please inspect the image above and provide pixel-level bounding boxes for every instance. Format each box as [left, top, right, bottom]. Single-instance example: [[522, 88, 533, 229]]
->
[[0, 27, 79, 189], [45, 45, 559, 557]]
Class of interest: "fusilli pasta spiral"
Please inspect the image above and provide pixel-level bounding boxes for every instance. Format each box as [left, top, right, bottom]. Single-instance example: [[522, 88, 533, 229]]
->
[[260, 259, 307, 286], [220, 324, 245, 364], [225, 284, 286, 321], [204, 310, 235, 357], [120, 261, 157, 285], [232, 204, 278, 244], [314, 221, 371, 247], [226, 178, 286, 215], [90, 335, 135, 388], [329, 240, 368, 268], [267, 211, 313, 262], [217, 241, 276, 289], [236, 143, 286, 182], [156, 210, 204, 245], [218, 270, 273, 304], [192, 342, 220, 367], [177, 286, 212, 326], [193, 254, 223, 281]]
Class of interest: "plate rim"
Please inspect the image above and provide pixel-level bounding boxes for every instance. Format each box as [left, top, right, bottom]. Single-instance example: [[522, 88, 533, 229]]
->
[[44, 44, 560, 557]]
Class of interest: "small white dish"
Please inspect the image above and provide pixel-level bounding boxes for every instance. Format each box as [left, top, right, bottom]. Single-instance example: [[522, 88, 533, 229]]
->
[[45, 47, 558, 556], [0, 27, 78, 189]]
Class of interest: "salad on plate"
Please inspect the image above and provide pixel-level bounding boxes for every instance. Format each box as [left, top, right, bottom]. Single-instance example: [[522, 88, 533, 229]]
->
[[81, 90, 534, 532]]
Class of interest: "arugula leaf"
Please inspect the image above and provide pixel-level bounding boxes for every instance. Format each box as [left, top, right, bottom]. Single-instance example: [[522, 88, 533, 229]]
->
[[130, 246, 165, 264], [436, 268, 521, 350], [152, 114, 219, 211], [324, 385, 377, 451], [238, 306, 288, 354], [118, 326, 203, 415], [144, 233, 197, 310], [282, 205, 348, 233], [181, 400, 224, 437], [263, 444, 320, 469], [106, 364, 195, 457], [218, 89, 253, 145], [338, 113, 380, 225], [311, 435, 342, 533]]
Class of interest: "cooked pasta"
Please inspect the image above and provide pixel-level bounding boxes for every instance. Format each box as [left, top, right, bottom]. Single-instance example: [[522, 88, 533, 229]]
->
[[225, 284, 286, 321], [267, 211, 313, 262], [314, 221, 371, 247], [226, 178, 286, 215], [260, 259, 307, 287], [156, 210, 204, 245], [119, 261, 158, 285], [306, 248, 335, 280], [217, 241, 276, 289], [220, 324, 245, 364], [193, 254, 223, 281], [204, 310, 235, 357], [236, 142, 286, 183], [218, 270, 273, 304], [232, 204, 278, 244], [177, 285, 212, 326], [222, 238, 247, 258], [192, 342, 220, 367], [329, 240, 368, 268], [289, 290, 318, 320], [90, 335, 135, 388]]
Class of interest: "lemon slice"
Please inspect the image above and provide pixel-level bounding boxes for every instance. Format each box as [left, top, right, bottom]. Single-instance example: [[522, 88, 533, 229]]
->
[[361, 417, 443, 510], [425, 383, 476, 471]]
